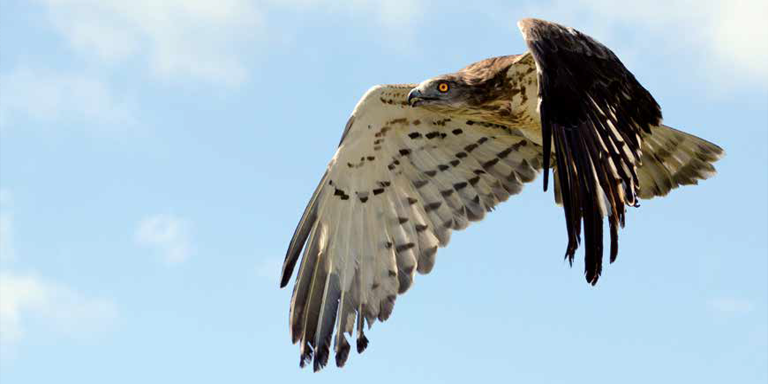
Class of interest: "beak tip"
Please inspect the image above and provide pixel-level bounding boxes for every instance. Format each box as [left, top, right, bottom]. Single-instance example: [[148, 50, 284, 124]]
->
[[407, 88, 420, 107]]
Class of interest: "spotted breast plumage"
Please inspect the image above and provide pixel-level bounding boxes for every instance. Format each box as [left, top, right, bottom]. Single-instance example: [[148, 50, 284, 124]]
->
[[279, 18, 724, 371]]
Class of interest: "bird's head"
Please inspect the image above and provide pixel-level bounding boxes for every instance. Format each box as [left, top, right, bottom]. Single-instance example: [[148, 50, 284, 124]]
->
[[407, 55, 519, 113], [407, 76, 477, 110]]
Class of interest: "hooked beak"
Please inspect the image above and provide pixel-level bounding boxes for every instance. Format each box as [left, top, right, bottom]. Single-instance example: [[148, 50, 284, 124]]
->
[[407, 88, 423, 107]]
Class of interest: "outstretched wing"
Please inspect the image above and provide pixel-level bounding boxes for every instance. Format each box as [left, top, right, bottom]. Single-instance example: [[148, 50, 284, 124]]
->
[[518, 18, 663, 284], [280, 84, 543, 370]]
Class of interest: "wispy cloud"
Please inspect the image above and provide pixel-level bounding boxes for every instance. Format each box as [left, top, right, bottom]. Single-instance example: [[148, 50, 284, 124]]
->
[[135, 214, 194, 264], [708, 297, 756, 315], [36, 0, 264, 86], [32, 0, 426, 86], [0, 190, 118, 358], [524, 0, 768, 87], [0, 272, 118, 348], [0, 67, 133, 131]]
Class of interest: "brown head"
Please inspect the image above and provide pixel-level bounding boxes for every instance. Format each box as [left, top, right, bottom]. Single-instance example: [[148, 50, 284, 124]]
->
[[407, 55, 522, 112]]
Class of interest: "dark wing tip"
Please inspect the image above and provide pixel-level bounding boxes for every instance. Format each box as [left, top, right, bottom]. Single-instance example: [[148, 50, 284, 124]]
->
[[586, 272, 600, 286], [356, 335, 369, 354], [313, 348, 329, 372], [279, 261, 292, 288], [299, 348, 313, 368], [335, 337, 351, 367]]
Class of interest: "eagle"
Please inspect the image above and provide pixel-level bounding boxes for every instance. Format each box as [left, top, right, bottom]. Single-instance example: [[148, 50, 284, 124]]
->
[[279, 18, 724, 371]]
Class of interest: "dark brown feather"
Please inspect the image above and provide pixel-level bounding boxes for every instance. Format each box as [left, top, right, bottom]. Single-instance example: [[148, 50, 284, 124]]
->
[[520, 18, 662, 284]]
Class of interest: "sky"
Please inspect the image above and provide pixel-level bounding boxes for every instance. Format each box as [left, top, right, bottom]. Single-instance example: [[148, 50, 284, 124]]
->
[[0, 0, 766, 383]]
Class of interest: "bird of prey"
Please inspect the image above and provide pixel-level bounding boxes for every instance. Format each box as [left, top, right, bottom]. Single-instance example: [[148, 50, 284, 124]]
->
[[279, 18, 723, 371]]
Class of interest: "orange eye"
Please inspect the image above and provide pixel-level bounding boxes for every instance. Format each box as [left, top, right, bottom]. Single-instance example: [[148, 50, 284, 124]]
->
[[438, 83, 449, 92]]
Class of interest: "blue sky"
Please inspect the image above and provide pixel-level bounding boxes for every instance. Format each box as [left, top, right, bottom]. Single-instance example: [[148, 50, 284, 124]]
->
[[1, 1, 766, 383]]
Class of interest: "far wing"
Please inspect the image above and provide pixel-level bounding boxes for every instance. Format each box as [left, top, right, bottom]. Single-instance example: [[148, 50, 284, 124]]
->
[[280, 84, 543, 370], [518, 18, 663, 284]]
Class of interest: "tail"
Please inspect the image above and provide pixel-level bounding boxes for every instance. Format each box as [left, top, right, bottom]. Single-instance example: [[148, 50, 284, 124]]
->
[[636, 124, 724, 199]]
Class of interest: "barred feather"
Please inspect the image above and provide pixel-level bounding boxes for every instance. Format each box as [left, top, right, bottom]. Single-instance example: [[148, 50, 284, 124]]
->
[[637, 124, 724, 199]]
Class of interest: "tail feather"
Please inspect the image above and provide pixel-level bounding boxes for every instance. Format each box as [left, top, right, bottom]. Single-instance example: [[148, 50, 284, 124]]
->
[[637, 125, 724, 199]]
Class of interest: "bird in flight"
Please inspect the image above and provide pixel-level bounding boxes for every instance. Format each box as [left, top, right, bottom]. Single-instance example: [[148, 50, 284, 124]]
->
[[279, 18, 723, 371]]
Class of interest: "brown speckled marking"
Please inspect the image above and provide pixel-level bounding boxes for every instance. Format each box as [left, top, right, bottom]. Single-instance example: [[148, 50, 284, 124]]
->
[[347, 154, 379, 168], [333, 187, 350, 200], [424, 201, 442, 212], [482, 158, 500, 169], [379, 96, 409, 107], [395, 243, 415, 253], [386, 118, 408, 126]]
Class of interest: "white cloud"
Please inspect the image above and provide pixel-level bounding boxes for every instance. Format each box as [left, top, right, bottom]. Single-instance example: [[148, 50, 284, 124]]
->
[[0, 272, 118, 350], [37, 0, 264, 86], [135, 214, 193, 264], [0, 67, 133, 130], [34, 0, 426, 86], [0, 191, 118, 356], [524, 0, 768, 86], [708, 297, 755, 315]]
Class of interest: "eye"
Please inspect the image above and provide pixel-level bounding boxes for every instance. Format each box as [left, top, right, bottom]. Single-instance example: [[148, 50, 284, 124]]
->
[[438, 82, 449, 93]]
